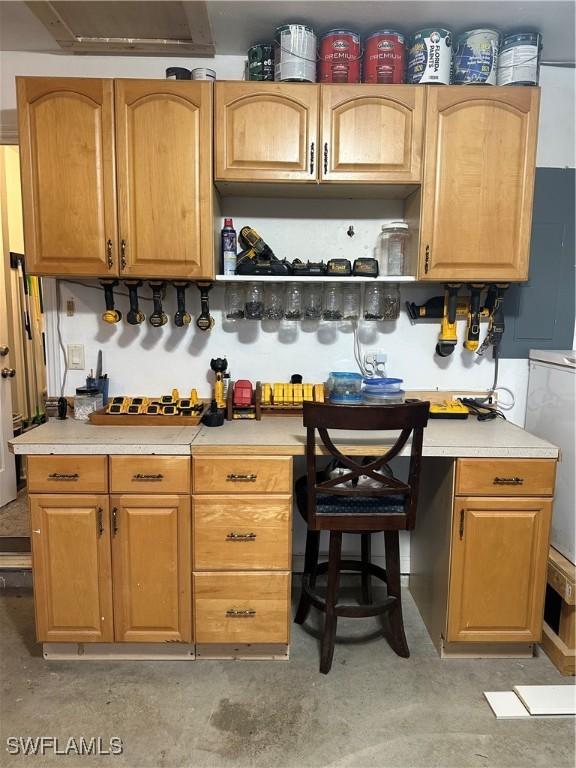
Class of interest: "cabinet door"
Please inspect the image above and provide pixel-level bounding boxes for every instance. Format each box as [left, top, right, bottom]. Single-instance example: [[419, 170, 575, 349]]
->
[[320, 85, 424, 182], [115, 80, 213, 279], [420, 86, 540, 281], [17, 77, 118, 276], [30, 494, 113, 642], [215, 82, 319, 181], [110, 494, 191, 642], [448, 496, 551, 643]]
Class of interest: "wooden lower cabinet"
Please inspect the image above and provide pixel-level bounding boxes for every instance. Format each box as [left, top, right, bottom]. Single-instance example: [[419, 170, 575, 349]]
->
[[110, 494, 191, 642], [447, 496, 552, 643], [194, 572, 290, 644], [30, 494, 113, 642]]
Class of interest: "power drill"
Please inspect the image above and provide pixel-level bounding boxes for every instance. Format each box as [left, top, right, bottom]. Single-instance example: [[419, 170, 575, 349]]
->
[[436, 283, 461, 357], [235, 226, 291, 275]]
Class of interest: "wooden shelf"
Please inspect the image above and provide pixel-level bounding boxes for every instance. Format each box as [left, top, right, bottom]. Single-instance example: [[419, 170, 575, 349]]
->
[[215, 275, 416, 283]]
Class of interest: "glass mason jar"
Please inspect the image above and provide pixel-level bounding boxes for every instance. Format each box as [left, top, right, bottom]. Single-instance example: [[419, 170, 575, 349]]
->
[[323, 284, 343, 321], [381, 283, 401, 320], [377, 221, 409, 276], [304, 283, 323, 320], [342, 283, 361, 320], [363, 283, 384, 320], [224, 282, 245, 319], [244, 282, 264, 320], [284, 283, 303, 320], [264, 283, 285, 320]]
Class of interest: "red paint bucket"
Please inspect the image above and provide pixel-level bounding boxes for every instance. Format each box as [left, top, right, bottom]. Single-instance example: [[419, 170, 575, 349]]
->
[[318, 29, 361, 83], [363, 30, 406, 84]]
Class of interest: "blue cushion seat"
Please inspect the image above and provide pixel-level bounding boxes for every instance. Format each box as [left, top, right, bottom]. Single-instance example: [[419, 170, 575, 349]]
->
[[295, 475, 404, 516]]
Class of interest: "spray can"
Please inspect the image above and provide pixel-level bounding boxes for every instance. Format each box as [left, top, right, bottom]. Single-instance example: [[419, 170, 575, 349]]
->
[[221, 218, 237, 276]]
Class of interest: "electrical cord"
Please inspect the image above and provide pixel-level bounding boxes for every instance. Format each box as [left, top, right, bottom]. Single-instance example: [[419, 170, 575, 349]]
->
[[56, 280, 68, 397], [458, 397, 506, 421], [61, 279, 155, 303]]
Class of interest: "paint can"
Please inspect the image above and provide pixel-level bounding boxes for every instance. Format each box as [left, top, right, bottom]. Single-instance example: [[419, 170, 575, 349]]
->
[[497, 32, 542, 85], [191, 68, 216, 81], [318, 30, 361, 83], [407, 28, 452, 84], [248, 43, 275, 81], [166, 67, 191, 80], [453, 29, 500, 85], [363, 30, 405, 84], [274, 24, 317, 82]]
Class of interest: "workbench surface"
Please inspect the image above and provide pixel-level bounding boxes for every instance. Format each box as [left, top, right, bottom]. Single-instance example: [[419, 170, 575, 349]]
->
[[10, 416, 559, 458]]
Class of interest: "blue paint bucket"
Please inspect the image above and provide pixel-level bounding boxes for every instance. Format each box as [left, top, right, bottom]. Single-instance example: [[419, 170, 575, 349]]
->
[[453, 29, 500, 85], [497, 32, 542, 85]]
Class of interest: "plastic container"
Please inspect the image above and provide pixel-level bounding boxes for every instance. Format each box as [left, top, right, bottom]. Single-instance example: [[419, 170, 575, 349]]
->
[[377, 222, 409, 276], [245, 283, 264, 320], [323, 284, 343, 320], [284, 283, 303, 320], [328, 372, 363, 404], [362, 389, 405, 405], [74, 387, 103, 420], [225, 283, 245, 319], [362, 377, 404, 394]]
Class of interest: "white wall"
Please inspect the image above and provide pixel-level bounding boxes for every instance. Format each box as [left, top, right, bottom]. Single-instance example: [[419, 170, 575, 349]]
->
[[536, 66, 576, 169]]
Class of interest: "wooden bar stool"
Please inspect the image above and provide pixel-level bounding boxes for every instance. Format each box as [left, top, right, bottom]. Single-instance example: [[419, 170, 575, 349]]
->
[[294, 400, 429, 674]]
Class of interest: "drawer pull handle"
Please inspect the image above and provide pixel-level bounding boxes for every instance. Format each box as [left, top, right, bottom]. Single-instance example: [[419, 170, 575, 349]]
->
[[226, 473, 257, 482], [493, 476, 524, 485], [226, 532, 257, 542], [459, 509, 465, 540], [48, 472, 79, 481], [226, 608, 256, 618], [112, 507, 119, 536], [132, 473, 164, 481], [96, 507, 104, 538]]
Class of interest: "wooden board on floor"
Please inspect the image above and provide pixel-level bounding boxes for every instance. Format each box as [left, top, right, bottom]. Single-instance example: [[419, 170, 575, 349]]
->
[[195, 643, 289, 660], [43, 643, 196, 660]]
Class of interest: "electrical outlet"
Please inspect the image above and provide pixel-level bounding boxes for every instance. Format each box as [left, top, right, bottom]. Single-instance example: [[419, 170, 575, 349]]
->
[[67, 344, 85, 370], [363, 350, 387, 377]]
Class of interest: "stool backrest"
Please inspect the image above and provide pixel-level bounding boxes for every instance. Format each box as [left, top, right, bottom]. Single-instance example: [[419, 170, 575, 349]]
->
[[303, 400, 430, 530]]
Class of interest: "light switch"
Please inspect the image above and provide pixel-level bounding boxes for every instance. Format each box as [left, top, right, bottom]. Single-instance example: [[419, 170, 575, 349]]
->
[[67, 344, 85, 370]]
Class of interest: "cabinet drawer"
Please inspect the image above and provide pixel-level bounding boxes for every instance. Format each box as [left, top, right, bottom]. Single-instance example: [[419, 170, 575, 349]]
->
[[110, 456, 190, 493], [194, 572, 290, 644], [193, 495, 291, 570], [28, 456, 108, 493], [193, 456, 292, 494], [456, 459, 556, 497]]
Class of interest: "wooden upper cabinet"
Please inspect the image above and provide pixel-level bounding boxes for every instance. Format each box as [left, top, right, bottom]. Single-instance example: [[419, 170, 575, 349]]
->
[[115, 80, 213, 279], [30, 494, 113, 642], [110, 494, 191, 643], [215, 82, 319, 181], [420, 86, 540, 281], [447, 496, 552, 643], [320, 85, 425, 182], [17, 77, 118, 277]]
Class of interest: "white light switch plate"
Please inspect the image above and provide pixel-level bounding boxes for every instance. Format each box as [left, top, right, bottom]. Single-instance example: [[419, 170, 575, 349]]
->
[[67, 344, 85, 370]]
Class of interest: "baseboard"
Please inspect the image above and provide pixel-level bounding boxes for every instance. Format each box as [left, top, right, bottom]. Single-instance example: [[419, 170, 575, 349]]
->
[[43, 643, 196, 661]]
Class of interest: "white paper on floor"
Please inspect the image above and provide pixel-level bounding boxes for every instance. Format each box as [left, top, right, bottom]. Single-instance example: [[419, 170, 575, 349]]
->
[[514, 685, 576, 716], [484, 691, 531, 719]]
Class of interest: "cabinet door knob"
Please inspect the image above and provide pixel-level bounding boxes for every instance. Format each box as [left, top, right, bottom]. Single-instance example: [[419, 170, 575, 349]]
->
[[226, 608, 256, 618], [112, 507, 119, 536], [106, 239, 113, 269], [0, 346, 8, 357], [424, 244, 430, 274], [309, 141, 315, 174], [1, 368, 15, 378], [120, 240, 127, 270], [459, 509, 465, 540], [226, 473, 257, 482], [323, 142, 328, 174], [96, 507, 104, 537]]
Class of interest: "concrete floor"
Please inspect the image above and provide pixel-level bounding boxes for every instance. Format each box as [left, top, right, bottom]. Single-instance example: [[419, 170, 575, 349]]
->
[[0, 490, 28, 537], [0, 586, 574, 768]]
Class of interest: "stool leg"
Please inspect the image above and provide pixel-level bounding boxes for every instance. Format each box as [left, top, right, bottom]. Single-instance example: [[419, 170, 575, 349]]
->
[[294, 529, 320, 625], [320, 530, 342, 674], [361, 533, 372, 604], [384, 530, 409, 658]]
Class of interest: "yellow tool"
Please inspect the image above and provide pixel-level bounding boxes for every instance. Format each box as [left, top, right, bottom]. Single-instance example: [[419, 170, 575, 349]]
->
[[100, 280, 121, 324], [429, 400, 469, 419], [464, 284, 485, 352], [303, 384, 314, 401], [160, 389, 179, 406], [210, 358, 228, 410], [313, 384, 325, 403], [106, 397, 128, 415], [261, 383, 272, 405], [162, 404, 178, 416], [436, 283, 462, 357], [145, 404, 161, 415]]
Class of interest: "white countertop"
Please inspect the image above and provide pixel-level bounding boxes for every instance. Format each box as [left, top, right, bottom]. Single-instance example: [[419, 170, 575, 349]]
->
[[9, 420, 201, 455], [9, 416, 559, 459]]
